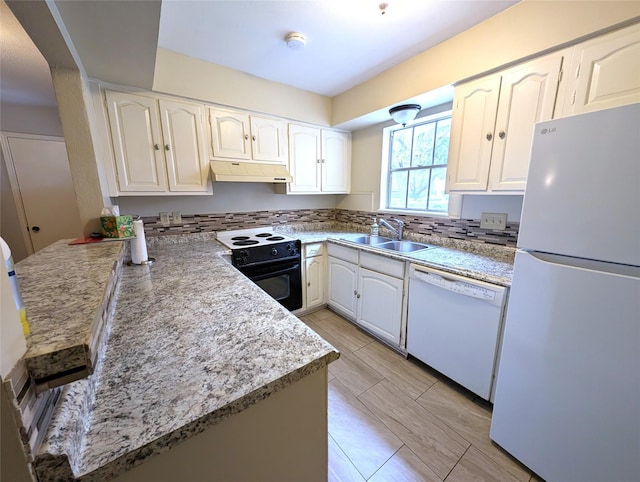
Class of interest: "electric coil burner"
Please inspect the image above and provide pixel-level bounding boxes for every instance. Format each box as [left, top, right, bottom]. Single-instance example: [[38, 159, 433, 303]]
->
[[216, 228, 302, 311]]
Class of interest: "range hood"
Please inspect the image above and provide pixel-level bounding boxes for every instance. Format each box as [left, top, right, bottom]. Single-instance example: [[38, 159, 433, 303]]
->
[[209, 161, 292, 183]]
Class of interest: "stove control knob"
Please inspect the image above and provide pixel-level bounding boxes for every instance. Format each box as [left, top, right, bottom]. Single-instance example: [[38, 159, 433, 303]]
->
[[271, 248, 278, 256]]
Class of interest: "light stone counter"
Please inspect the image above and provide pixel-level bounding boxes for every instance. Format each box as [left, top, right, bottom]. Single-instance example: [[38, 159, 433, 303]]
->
[[278, 229, 514, 287], [34, 235, 339, 481], [16, 239, 125, 385]]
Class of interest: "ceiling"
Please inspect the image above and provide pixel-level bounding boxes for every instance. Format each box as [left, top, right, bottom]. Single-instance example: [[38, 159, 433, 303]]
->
[[0, 0, 519, 111], [157, 0, 518, 97]]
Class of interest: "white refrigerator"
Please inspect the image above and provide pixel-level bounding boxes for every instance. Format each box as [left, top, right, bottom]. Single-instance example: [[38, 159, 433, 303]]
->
[[490, 103, 640, 482]]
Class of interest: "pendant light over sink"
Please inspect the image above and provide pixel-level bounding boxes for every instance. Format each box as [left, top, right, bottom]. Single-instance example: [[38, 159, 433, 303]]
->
[[389, 104, 421, 126]]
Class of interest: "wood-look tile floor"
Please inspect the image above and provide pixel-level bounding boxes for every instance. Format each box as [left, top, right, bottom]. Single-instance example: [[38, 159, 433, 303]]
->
[[300, 308, 538, 482]]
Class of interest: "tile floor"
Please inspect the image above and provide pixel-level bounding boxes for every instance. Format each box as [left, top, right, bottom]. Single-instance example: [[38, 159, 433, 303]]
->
[[300, 308, 540, 482]]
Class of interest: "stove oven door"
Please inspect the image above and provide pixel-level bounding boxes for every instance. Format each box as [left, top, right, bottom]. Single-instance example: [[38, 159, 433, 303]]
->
[[240, 259, 302, 311]]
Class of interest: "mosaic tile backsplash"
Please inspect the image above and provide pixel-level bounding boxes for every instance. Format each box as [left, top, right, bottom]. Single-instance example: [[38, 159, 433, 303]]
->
[[141, 209, 519, 247]]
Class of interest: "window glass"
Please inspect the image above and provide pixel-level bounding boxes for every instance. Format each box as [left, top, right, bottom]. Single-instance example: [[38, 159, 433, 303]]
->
[[386, 113, 451, 213]]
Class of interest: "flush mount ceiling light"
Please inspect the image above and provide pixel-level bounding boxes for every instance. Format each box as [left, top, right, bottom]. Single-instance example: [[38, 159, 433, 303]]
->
[[389, 104, 421, 126], [285, 32, 306, 49]]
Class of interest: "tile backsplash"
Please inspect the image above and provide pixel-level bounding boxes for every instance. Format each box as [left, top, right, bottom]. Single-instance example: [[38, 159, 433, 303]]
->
[[141, 208, 519, 247]]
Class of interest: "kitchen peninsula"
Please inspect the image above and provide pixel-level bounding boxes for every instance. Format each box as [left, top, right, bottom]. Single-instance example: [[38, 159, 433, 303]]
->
[[16, 234, 338, 481]]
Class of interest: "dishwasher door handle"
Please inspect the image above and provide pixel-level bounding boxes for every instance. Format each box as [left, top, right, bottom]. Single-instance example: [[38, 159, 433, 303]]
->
[[410, 266, 505, 304]]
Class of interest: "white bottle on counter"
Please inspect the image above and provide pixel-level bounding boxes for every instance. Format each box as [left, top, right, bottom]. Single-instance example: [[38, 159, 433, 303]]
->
[[0, 237, 28, 378], [371, 217, 379, 236]]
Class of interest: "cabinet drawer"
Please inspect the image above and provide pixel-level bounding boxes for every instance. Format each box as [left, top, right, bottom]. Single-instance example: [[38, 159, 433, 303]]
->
[[327, 243, 359, 264], [360, 251, 405, 279], [304, 242, 324, 258]]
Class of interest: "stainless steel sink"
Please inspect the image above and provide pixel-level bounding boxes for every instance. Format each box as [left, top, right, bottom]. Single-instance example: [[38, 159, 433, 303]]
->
[[375, 240, 433, 253], [348, 235, 393, 245]]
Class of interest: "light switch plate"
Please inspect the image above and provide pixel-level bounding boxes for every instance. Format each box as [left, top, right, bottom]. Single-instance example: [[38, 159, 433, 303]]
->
[[480, 212, 507, 231]]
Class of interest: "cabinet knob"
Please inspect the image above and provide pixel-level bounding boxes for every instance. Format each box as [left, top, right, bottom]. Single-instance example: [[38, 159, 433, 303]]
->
[[356, 294, 361, 299], [322, 159, 326, 163], [317, 159, 322, 164], [154, 144, 160, 150], [307, 282, 311, 287], [252, 135, 256, 141], [498, 130, 506, 139], [486, 132, 493, 141], [31, 226, 40, 232], [165, 144, 170, 151], [244, 134, 249, 140], [353, 290, 357, 295]]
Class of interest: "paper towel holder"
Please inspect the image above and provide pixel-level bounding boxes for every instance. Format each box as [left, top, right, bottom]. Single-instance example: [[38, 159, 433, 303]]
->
[[128, 215, 155, 266]]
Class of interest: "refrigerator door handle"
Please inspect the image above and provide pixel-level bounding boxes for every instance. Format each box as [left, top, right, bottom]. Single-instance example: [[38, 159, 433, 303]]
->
[[522, 250, 640, 280]]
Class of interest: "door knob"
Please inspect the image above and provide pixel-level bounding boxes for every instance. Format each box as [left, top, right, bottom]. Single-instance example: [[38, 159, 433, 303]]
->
[[31, 226, 40, 232]]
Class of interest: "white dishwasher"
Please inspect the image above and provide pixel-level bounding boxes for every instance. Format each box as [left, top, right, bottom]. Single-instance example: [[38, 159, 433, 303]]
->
[[407, 264, 507, 401]]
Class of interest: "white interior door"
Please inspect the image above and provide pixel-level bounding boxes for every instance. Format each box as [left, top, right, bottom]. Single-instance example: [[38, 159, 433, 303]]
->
[[3, 135, 82, 253]]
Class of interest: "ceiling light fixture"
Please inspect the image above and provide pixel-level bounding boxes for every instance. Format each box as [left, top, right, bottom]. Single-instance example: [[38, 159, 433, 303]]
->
[[285, 32, 306, 49], [389, 104, 421, 126]]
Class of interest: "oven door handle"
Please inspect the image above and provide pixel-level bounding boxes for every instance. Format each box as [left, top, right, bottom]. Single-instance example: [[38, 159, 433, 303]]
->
[[248, 263, 301, 282], [238, 255, 301, 269]]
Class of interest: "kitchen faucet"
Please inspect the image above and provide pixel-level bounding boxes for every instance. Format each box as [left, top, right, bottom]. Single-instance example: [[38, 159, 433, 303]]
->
[[378, 218, 405, 240]]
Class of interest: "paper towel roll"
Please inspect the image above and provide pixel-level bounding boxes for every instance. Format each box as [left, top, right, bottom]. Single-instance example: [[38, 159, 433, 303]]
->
[[131, 220, 148, 264]]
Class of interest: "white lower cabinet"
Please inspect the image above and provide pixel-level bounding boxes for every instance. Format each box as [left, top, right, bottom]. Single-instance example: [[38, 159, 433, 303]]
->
[[357, 268, 404, 346], [327, 244, 406, 349], [302, 243, 326, 312], [326, 255, 358, 320]]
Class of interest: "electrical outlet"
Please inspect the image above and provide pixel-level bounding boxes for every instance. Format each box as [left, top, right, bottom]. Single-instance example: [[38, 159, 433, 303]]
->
[[480, 212, 507, 231], [171, 211, 182, 225], [159, 212, 170, 226]]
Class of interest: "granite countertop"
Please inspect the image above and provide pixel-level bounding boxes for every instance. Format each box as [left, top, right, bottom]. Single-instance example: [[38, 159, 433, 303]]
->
[[278, 228, 514, 287], [35, 235, 339, 481], [16, 239, 125, 385]]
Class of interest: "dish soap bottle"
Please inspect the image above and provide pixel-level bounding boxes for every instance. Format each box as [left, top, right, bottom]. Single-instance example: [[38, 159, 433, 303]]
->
[[370, 217, 379, 236]]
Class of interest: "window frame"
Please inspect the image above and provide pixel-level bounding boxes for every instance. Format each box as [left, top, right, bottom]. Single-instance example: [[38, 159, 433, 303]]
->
[[380, 109, 453, 217]]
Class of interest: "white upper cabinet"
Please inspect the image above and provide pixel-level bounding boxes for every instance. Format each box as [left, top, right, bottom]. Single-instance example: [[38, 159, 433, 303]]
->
[[320, 129, 351, 193], [209, 107, 286, 163], [447, 76, 501, 192], [286, 124, 351, 194], [105, 91, 210, 195], [159, 100, 209, 192], [106, 91, 167, 192], [250, 116, 287, 163], [489, 54, 564, 191], [558, 23, 640, 116], [288, 124, 322, 193], [447, 51, 565, 193]]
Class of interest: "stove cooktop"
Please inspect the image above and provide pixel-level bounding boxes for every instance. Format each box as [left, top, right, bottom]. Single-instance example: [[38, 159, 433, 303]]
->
[[216, 228, 296, 249]]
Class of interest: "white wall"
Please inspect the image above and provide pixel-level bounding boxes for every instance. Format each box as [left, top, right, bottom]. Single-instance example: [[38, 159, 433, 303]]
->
[[153, 49, 332, 126], [115, 182, 336, 217], [0, 102, 63, 136]]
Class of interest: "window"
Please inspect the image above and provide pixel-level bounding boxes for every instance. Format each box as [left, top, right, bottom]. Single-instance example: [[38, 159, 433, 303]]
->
[[385, 113, 451, 213]]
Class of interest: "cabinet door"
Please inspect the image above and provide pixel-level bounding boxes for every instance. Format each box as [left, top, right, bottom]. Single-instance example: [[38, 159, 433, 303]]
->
[[321, 129, 351, 193], [326, 256, 358, 320], [159, 100, 209, 192], [562, 24, 640, 116], [250, 116, 286, 163], [105, 91, 167, 192], [357, 268, 404, 346], [447, 75, 501, 191], [489, 53, 564, 191], [305, 255, 325, 310], [288, 124, 322, 193], [209, 108, 251, 160]]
